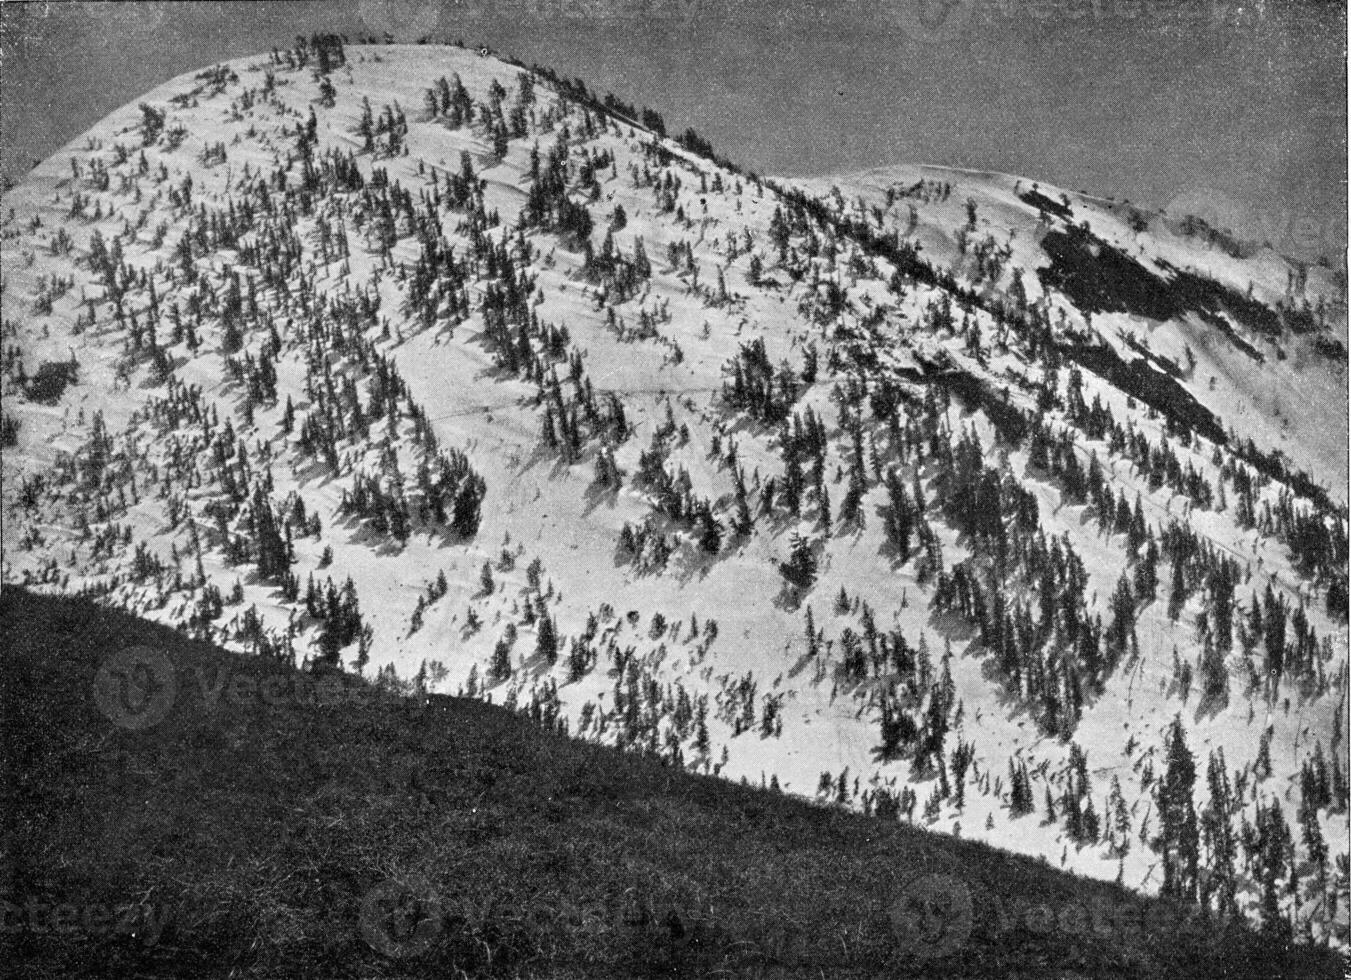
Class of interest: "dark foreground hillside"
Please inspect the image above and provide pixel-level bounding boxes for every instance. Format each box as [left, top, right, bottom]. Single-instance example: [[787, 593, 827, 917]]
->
[[1, 587, 1341, 979]]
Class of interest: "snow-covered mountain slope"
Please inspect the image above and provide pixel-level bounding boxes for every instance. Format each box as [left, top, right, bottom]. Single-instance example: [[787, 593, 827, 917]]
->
[[2, 40, 1346, 948], [800, 163, 1349, 500]]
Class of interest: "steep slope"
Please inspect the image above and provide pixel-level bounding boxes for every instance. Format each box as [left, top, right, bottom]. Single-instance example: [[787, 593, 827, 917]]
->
[[803, 163, 1349, 499], [7, 586, 1344, 978], [2, 39, 1346, 952]]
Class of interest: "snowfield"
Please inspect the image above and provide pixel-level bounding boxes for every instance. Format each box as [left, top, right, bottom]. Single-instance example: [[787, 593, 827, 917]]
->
[[3, 40, 1346, 950]]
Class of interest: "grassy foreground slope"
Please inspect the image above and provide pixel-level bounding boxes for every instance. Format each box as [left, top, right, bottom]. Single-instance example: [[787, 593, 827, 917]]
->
[[1, 586, 1341, 979]]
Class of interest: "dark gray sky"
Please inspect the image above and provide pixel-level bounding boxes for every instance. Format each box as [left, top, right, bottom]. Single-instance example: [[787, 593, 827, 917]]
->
[[2, 0, 1345, 259]]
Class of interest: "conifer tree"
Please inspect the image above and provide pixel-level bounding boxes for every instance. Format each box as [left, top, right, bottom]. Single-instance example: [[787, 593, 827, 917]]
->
[[1199, 633, 1228, 708], [950, 740, 974, 810], [1255, 726, 1274, 780], [1168, 555, 1187, 620], [489, 638, 512, 682], [536, 614, 559, 666], [1155, 716, 1200, 902], [1211, 560, 1235, 653], [1106, 775, 1131, 858], [1081, 796, 1100, 843], [1255, 798, 1293, 940], [1108, 571, 1135, 654], [251, 486, 291, 581], [780, 532, 817, 589], [1008, 758, 1034, 817], [1200, 748, 1238, 919], [1300, 803, 1327, 886]]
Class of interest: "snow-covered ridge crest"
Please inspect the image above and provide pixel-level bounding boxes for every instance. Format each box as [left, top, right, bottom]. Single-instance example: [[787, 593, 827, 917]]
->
[[3, 39, 1346, 948]]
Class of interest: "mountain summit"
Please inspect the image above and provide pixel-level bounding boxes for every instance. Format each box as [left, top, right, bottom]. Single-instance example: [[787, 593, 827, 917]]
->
[[3, 38, 1346, 956]]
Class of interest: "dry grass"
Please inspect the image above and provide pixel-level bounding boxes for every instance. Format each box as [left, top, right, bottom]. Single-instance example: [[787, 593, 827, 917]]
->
[[2, 586, 1342, 978]]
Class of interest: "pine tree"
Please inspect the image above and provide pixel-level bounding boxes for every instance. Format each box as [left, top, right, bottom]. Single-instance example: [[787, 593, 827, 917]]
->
[[1255, 798, 1292, 940], [1106, 776, 1131, 858], [536, 614, 559, 666], [489, 638, 512, 681], [1201, 748, 1238, 919], [251, 487, 290, 581], [1168, 555, 1187, 621], [1255, 726, 1273, 780], [1134, 536, 1159, 602], [1108, 571, 1135, 654], [1330, 746, 1348, 813], [950, 740, 974, 809], [1262, 585, 1286, 683], [1300, 803, 1327, 884], [1155, 716, 1200, 902], [780, 532, 817, 589], [1009, 758, 1034, 817], [923, 782, 942, 822], [1211, 560, 1235, 653], [1199, 633, 1228, 708], [1081, 796, 1100, 843]]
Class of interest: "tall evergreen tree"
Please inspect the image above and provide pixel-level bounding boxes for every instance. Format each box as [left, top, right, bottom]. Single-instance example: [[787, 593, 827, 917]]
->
[[1155, 716, 1200, 902], [780, 532, 817, 589], [1200, 748, 1238, 919], [536, 614, 559, 666], [1255, 798, 1293, 940], [489, 639, 512, 682], [1198, 634, 1228, 708], [1106, 775, 1131, 858]]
